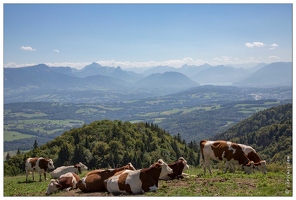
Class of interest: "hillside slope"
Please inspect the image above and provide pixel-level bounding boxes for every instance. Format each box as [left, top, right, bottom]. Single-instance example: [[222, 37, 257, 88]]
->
[[211, 103, 292, 163], [4, 120, 199, 176]]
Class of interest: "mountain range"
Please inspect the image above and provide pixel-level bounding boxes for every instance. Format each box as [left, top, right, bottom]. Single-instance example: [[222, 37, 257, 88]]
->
[[3, 62, 292, 103]]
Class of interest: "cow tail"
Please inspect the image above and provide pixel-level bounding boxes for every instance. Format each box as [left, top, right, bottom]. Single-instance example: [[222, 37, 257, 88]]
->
[[199, 140, 206, 166]]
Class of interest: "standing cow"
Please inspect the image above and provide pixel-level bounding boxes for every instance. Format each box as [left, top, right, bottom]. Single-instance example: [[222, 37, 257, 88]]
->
[[104, 159, 173, 194], [159, 157, 189, 180], [46, 172, 81, 195], [77, 162, 136, 192], [229, 144, 267, 174], [200, 140, 254, 174], [50, 162, 88, 179], [25, 157, 55, 182]]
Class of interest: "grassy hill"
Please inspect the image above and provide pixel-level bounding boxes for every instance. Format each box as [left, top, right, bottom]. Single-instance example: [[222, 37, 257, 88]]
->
[[4, 120, 199, 176], [211, 103, 292, 163]]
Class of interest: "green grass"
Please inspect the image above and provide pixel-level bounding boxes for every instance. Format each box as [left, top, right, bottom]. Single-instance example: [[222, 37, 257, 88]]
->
[[4, 131, 34, 141], [4, 119, 84, 142], [3, 166, 292, 196]]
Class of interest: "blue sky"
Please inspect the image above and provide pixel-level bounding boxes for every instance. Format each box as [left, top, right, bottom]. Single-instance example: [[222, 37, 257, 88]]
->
[[3, 3, 293, 69]]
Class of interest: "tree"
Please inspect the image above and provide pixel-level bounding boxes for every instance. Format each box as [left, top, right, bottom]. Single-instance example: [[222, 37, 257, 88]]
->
[[33, 140, 38, 150], [57, 144, 71, 166], [5, 152, 11, 161], [71, 145, 85, 164], [84, 136, 90, 149]]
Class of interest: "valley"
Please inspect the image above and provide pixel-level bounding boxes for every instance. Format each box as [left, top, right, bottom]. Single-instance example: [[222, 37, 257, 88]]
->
[[4, 85, 292, 153]]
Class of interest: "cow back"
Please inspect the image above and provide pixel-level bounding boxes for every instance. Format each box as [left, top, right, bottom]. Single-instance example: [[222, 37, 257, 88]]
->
[[78, 164, 135, 192]]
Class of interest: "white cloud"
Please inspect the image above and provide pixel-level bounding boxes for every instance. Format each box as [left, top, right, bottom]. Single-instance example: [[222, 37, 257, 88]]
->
[[20, 46, 36, 51], [212, 56, 240, 64], [3, 62, 38, 68], [245, 42, 266, 48], [269, 56, 280, 60], [4, 56, 284, 70], [53, 50, 60, 53], [269, 44, 279, 50], [45, 62, 90, 69], [97, 57, 205, 68]]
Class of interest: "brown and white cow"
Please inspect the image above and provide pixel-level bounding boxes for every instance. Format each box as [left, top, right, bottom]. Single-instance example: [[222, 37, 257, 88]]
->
[[46, 172, 81, 195], [200, 140, 254, 174], [104, 159, 173, 194], [159, 157, 189, 180], [234, 144, 267, 174], [25, 157, 55, 182], [50, 162, 88, 179], [77, 162, 136, 192]]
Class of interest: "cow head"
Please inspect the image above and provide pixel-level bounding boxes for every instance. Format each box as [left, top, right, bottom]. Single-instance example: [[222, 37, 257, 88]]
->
[[47, 159, 55, 170], [74, 164, 82, 174], [156, 159, 173, 178], [78, 162, 88, 171], [126, 162, 136, 170], [75, 162, 88, 174], [178, 157, 189, 171], [242, 161, 254, 174], [45, 179, 62, 195], [254, 160, 267, 174]]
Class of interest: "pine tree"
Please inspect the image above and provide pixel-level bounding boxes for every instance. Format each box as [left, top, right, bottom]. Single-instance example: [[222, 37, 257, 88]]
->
[[33, 140, 38, 150], [16, 148, 21, 155], [5, 152, 11, 161], [57, 144, 71, 165]]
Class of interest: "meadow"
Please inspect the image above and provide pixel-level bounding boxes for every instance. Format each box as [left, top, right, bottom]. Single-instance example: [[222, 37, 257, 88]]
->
[[3, 164, 292, 197]]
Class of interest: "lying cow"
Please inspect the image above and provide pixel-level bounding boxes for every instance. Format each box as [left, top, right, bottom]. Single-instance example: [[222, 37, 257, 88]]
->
[[25, 157, 55, 182], [229, 144, 267, 174], [77, 162, 136, 192], [50, 162, 88, 179], [46, 172, 81, 195], [104, 159, 173, 194], [159, 157, 189, 180], [200, 140, 254, 174]]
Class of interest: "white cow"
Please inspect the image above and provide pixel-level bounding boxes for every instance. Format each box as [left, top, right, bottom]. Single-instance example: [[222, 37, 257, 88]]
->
[[50, 162, 88, 179]]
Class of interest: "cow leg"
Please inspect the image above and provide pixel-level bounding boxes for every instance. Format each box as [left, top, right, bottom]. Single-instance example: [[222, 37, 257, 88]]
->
[[230, 163, 235, 173], [25, 170, 28, 181], [32, 171, 35, 181], [228, 162, 235, 173], [204, 159, 212, 174], [64, 187, 72, 192], [44, 172, 47, 180], [224, 161, 230, 173], [39, 173, 42, 182]]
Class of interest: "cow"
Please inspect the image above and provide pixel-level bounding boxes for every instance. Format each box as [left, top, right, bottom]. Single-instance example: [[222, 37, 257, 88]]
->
[[50, 162, 88, 179], [159, 157, 189, 180], [104, 159, 173, 194], [229, 144, 267, 174], [77, 162, 136, 192], [46, 172, 81, 195], [200, 140, 254, 174], [25, 157, 55, 182]]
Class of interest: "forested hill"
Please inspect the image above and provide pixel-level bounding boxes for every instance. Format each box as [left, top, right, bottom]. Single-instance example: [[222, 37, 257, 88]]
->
[[211, 103, 292, 164], [4, 120, 199, 176]]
